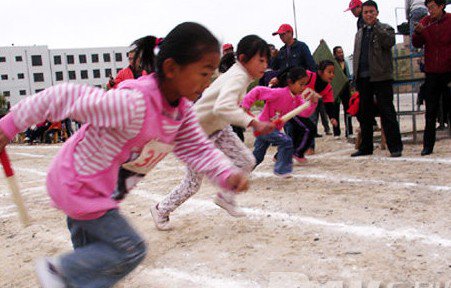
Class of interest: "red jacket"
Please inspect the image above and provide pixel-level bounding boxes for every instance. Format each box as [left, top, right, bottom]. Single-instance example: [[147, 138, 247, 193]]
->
[[412, 13, 451, 74], [107, 66, 148, 89]]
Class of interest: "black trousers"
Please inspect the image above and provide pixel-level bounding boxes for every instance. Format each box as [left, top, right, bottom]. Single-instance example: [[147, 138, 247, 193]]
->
[[285, 116, 316, 158], [356, 78, 403, 153], [423, 72, 451, 151], [337, 84, 354, 137]]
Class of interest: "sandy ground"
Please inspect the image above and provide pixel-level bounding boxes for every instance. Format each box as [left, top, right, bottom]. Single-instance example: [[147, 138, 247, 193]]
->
[[0, 118, 450, 288]]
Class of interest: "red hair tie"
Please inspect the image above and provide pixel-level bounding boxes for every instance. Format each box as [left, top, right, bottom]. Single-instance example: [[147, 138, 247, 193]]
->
[[155, 37, 163, 47]]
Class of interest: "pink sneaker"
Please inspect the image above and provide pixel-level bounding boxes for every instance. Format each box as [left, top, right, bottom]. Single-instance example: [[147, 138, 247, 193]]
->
[[293, 155, 307, 165]]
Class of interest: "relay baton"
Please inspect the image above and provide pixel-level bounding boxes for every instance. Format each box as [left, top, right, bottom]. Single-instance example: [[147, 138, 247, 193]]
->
[[0, 149, 30, 227]]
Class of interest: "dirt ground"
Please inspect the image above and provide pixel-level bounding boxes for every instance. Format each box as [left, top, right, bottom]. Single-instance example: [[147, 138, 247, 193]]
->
[[0, 119, 450, 288]]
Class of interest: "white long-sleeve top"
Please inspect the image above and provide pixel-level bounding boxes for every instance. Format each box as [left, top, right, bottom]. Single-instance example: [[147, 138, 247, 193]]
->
[[194, 62, 255, 135]]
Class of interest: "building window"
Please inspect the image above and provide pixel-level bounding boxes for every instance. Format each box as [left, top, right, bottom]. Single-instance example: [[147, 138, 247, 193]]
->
[[33, 73, 44, 82], [55, 71, 63, 81], [3, 91, 10, 97], [67, 55, 74, 64], [95, 85, 102, 88], [15, 56, 23, 62], [115, 53, 122, 62], [0, 57, 6, 62], [18, 73, 25, 79], [116, 68, 122, 73], [91, 54, 99, 63], [31, 55, 43, 66], [79, 54, 87, 64], [68, 71, 76, 80], [105, 68, 112, 77], [103, 53, 111, 62], [54, 55, 62, 65], [1, 74, 8, 80], [93, 69, 100, 78], [20, 90, 27, 96], [80, 70, 88, 79], [35, 89, 44, 93]]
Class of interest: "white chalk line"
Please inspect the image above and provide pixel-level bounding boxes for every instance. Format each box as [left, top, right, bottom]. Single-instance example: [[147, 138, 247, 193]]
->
[[9, 152, 46, 158], [252, 171, 451, 192], [308, 148, 355, 159], [8, 144, 62, 150], [4, 161, 450, 247], [328, 155, 451, 165], [132, 190, 451, 248], [14, 167, 47, 176], [137, 267, 260, 288], [0, 204, 17, 217]]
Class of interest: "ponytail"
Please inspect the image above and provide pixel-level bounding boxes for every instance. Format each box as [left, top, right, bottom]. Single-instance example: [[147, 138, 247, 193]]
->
[[130, 35, 158, 73]]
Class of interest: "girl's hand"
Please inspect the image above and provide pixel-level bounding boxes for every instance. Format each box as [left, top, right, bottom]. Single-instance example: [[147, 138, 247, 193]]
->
[[226, 170, 249, 193], [269, 77, 279, 87], [250, 120, 275, 136], [330, 118, 338, 127], [302, 88, 320, 103]]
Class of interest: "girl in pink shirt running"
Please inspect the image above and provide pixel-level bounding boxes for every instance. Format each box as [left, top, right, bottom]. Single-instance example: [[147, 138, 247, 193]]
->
[[242, 67, 320, 177], [0, 22, 249, 288]]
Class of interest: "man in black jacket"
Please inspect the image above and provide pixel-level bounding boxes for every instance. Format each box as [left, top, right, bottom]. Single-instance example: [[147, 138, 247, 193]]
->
[[351, 0, 403, 157]]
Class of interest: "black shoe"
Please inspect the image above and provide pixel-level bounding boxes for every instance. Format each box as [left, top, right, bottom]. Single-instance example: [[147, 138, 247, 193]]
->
[[351, 150, 372, 157], [390, 151, 402, 158], [314, 133, 323, 138], [421, 148, 433, 156], [325, 131, 333, 135]]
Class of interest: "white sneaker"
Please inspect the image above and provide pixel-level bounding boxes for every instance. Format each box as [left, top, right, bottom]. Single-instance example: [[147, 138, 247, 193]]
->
[[35, 257, 65, 288], [150, 204, 172, 231], [214, 194, 246, 217]]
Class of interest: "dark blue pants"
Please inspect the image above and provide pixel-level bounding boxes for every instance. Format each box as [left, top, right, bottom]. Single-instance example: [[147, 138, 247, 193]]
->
[[61, 209, 147, 288], [253, 130, 293, 175]]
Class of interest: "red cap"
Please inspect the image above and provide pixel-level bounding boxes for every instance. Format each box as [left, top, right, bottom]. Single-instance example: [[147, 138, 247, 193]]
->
[[222, 43, 233, 52], [272, 24, 293, 36], [344, 0, 362, 12]]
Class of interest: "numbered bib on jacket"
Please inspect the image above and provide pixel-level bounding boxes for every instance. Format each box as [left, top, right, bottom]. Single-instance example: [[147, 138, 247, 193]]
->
[[122, 140, 174, 174]]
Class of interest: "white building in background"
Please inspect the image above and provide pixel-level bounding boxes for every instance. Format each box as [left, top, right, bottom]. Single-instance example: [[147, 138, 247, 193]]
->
[[0, 45, 129, 106]]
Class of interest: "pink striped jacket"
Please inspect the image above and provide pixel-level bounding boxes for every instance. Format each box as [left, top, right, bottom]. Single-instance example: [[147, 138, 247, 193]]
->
[[0, 74, 235, 220]]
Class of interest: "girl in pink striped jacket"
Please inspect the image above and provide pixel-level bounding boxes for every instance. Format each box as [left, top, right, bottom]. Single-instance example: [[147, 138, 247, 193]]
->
[[0, 22, 249, 288]]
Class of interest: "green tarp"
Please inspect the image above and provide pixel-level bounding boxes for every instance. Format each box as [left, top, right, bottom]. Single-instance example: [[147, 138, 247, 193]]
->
[[312, 40, 349, 103]]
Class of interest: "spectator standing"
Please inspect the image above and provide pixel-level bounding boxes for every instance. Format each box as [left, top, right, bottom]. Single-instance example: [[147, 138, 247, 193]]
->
[[333, 46, 354, 138], [412, 0, 451, 156], [351, 0, 403, 157], [345, 0, 365, 30]]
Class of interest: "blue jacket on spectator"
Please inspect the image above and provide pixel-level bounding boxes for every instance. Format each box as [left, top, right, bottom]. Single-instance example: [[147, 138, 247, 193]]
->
[[270, 39, 317, 72]]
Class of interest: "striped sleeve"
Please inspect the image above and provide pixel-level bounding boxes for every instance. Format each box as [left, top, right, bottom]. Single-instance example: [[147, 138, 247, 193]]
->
[[9, 83, 145, 135], [173, 107, 235, 187]]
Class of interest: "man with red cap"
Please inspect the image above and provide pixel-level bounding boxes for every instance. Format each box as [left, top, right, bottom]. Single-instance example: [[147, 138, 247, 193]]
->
[[270, 23, 317, 74], [345, 0, 365, 30]]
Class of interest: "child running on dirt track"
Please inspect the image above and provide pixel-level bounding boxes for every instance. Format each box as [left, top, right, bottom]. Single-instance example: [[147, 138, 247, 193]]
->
[[0, 22, 249, 288], [151, 35, 276, 231]]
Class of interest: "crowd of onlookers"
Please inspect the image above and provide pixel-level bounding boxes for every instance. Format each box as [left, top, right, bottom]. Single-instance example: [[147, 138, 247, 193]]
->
[[18, 0, 450, 158]]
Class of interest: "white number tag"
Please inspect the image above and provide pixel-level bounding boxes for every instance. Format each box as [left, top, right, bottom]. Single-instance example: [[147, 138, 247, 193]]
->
[[122, 140, 174, 174]]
